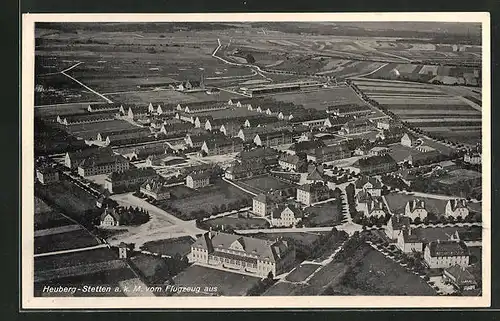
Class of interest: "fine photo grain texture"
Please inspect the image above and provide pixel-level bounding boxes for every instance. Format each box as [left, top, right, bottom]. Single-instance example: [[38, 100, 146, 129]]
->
[[23, 14, 489, 309]]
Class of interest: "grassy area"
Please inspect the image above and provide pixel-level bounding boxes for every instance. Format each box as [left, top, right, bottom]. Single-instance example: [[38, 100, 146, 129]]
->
[[384, 192, 448, 215], [172, 265, 261, 296], [35, 248, 118, 271], [34, 229, 100, 254], [236, 175, 295, 195], [269, 86, 365, 111], [34, 267, 136, 297], [34, 197, 74, 230], [285, 264, 320, 283], [263, 281, 307, 296], [304, 200, 343, 227], [162, 180, 252, 220], [141, 236, 195, 257], [35, 179, 99, 224], [65, 120, 139, 140], [334, 245, 436, 296]]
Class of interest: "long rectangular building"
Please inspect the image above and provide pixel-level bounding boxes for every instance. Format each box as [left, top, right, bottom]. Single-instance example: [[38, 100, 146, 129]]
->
[[190, 231, 295, 277]]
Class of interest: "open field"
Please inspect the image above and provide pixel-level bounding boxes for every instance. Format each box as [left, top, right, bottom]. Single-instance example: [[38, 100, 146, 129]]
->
[[64, 119, 142, 140], [141, 236, 195, 257], [365, 62, 480, 85], [35, 247, 118, 271], [35, 197, 74, 230], [354, 78, 481, 145], [35, 228, 100, 254], [236, 175, 295, 195], [305, 201, 343, 226], [172, 264, 261, 296], [35, 179, 99, 224], [161, 180, 252, 219], [34, 266, 135, 297], [35, 73, 107, 105], [333, 245, 436, 295], [384, 192, 449, 215], [269, 86, 366, 111]]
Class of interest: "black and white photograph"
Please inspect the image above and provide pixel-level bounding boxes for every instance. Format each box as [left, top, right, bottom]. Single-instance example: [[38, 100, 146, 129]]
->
[[21, 13, 490, 309]]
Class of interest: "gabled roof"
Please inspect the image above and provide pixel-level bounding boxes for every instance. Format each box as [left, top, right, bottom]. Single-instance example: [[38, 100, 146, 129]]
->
[[407, 199, 426, 212], [401, 227, 422, 243], [428, 240, 469, 257], [389, 214, 411, 230], [100, 207, 121, 222], [356, 154, 397, 168], [448, 199, 468, 211], [187, 169, 212, 180], [108, 167, 157, 182], [67, 147, 112, 161], [279, 153, 303, 166], [192, 231, 291, 263], [291, 140, 326, 152], [237, 147, 279, 160], [141, 178, 170, 194], [79, 153, 129, 169], [297, 182, 329, 193], [254, 191, 283, 205], [272, 205, 303, 219], [355, 175, 383, 189], [255, 129, 293, 140], [307, 165, 325, 182], [444, 265, 476, 284]]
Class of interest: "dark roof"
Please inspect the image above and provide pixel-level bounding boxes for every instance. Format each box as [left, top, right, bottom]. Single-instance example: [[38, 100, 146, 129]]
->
[[401, 227, 422, 243], [279, 153, 303, 166], [204, 137, 243, 149], [100, 207, 121, 222], [355, 176, 383, 189], [297, 182, 329, 193], [428, 241, 469, 257], [140, 178, 170, 194], [407, 200, 426, 212], [357, 154, 397, 167], [272, 205, 303, 219], [448, 199, 468, 211], [254, 191, 282, 205], [192, 231, 291, 263], [327, 104, 370, 113], [79, 153, 129, 169], [291, 140, 326, 152], [226, 160, 265, 175], [237, 147, 279, 160], [389, 214, 411, 230], [98, 127, 151, 139], [63, 113, 114, 123], [444, 265, 476, 284], [256, 129, 293, 140], [188, 169, 212, 180], [108, 167, 157, 182], [128, 106, 150, 114]]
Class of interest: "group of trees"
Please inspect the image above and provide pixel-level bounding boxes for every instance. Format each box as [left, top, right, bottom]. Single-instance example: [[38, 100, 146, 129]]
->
[[411, 176, 482, 200], [119, 206, 150, 226], [380, 174, 410, 192]]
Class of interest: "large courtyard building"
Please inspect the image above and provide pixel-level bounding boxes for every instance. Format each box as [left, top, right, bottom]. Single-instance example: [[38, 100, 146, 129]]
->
[[189, 231, 296, 277]]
